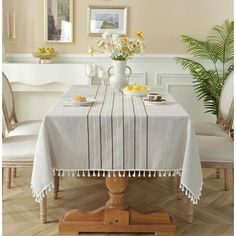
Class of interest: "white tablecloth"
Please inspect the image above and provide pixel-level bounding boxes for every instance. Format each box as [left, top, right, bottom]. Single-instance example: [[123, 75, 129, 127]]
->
[[31, 85, 203, 203]]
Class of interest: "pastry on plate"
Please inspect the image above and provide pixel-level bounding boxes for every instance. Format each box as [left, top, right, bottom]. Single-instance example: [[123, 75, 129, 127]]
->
[[73, 96, 87, 102]]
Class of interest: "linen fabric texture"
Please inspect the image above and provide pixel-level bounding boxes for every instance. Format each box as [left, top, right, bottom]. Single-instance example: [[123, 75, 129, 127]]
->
[[31, 85, 203, 203]]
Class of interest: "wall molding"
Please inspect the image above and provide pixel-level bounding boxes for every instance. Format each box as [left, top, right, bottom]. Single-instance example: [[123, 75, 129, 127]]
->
[[3, 54, 215, 122], [5, 53, 210, 64]]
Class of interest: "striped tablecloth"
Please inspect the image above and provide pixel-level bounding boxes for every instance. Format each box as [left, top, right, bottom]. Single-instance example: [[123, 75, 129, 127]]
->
[[31, 85, 203, 204]]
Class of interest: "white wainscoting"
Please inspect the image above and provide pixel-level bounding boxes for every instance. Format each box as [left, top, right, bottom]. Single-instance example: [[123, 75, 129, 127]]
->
[[3, 54, 215, 122]]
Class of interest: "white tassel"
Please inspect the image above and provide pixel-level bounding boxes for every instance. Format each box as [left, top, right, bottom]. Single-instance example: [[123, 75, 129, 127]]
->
[[97, 171, 100, 177], [123, 171, 126, 177], [128, 171, 131, 177], [77, 171, 80, 177], [143, 171, 146, 177], [62, 171, 65, 177], [168, 171, 172, 176], [118, 171, 122, 177], [163, 171, 166, 177], [148, 171, 151, 177], [113, 172, 116, 177], [108, 171, 111, 177], [82, 171, 85, 177], [88, 171, 91, 177], [132, 172, 136, 177], [153, 171, 156, 177], [138, 171, 141, 177], [158, 171, 162, 177], [93, 171, 96, 177], [103, 171, 106, 177]]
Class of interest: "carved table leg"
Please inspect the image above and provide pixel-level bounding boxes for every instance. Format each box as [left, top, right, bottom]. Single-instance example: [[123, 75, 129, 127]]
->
[[186, 198, 193, 224], [53, 171, 59, 199], [59, 173, 175, 235], [40, 191, 47, 223]]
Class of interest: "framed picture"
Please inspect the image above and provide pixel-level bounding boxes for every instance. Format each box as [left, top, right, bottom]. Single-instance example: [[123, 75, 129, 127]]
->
[[87, 6, 128, 36], [44, 0, 73, 43]]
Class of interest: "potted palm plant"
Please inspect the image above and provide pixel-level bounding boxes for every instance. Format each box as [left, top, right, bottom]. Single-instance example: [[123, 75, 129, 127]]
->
[[176, 20, 234, 117]]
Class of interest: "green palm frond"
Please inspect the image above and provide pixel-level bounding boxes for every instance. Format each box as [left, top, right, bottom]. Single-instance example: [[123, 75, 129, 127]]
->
[[176, 20, 234, 116], [209, 20, 234, 64]]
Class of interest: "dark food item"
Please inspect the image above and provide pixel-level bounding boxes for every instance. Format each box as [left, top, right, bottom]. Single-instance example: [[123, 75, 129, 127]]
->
[[147, 93, 166, 102]]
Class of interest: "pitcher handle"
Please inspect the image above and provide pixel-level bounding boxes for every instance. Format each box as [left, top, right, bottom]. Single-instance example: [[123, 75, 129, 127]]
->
[[125, 66, 132, 78], [108, 66, 113, 77]]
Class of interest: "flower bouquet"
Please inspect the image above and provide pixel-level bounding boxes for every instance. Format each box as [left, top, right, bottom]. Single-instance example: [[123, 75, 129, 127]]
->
[[88, 31, 145, 91], [88, 31, 145, 60]]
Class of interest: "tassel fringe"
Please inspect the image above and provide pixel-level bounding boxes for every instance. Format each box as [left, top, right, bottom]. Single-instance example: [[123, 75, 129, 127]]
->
[[32, 168, 201, 204]]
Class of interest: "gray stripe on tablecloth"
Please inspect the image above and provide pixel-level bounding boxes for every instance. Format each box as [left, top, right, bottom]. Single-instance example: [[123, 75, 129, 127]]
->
[[141, 98, 149, 169], [100, 88, 114, 169], [88, 85, 107, 169], [131, 97, 136, 169], [99, 86, 108, 168], [122, 92, 124, 169], [112, 92, 124, 169], [87, 85, 100, 169], [132, 96, 147, 169], [111, 91, 115, 169]]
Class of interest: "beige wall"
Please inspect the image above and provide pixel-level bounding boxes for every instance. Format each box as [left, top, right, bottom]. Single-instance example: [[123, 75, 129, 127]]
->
[[3, 0, 233, 54]]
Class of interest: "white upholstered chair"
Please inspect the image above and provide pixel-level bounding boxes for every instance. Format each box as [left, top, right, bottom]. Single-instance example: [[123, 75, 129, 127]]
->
[[185, 133, 234, 224], [2, 72, 42, 137], [2, 123, 49, 224], [2, 135, 37, 189], [194, 71, 234, 138], [197, 135, 234, 190], [2, 72, 41, 182]]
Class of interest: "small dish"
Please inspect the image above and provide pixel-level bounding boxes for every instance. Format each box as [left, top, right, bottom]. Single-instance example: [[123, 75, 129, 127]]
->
[[63, 98, 95, 107], [122, 87, 149, 97], [143, 98, 167, 105]]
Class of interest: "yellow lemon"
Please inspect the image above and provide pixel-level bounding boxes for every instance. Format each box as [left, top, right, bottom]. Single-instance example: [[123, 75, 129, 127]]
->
[[132, 85, 140, 91], [140, 86, 148, 91]]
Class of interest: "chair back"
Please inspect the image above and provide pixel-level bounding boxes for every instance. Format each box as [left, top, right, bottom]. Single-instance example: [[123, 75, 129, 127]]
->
[[218, 71, 234, 129], [2, 73, 18, 131]]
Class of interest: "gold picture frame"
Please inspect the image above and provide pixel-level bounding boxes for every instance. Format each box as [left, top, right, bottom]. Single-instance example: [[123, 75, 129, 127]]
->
[[44, 0, 73, 43], [87, 6, 128, 36]]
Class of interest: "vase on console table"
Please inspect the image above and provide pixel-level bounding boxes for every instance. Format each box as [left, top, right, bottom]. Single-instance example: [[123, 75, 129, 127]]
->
[[108, 60, 132, 91]]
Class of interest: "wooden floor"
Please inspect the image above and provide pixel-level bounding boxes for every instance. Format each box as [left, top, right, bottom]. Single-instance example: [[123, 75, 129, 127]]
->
[[3, 168, 233, 236]]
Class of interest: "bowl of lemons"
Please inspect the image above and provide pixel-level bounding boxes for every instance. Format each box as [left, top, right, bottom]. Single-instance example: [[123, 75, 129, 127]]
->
[[122, 85, 149, 97], [33, 47, 56, 63]]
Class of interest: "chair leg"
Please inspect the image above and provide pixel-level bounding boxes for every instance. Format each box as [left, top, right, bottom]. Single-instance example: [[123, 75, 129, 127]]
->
[[12, 168, 17, 178], [40, 191, 47, 223], [216, 168, 221, 179], [5, 168, 12, 189], [176, 175, 182, 200], [224, 169, 229, 191], [186, 198, 193, 223], [53, 171, 59, 199]]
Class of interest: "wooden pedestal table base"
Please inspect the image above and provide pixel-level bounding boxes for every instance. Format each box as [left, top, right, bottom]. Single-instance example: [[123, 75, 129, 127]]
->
[[59, 175, 175, 235]]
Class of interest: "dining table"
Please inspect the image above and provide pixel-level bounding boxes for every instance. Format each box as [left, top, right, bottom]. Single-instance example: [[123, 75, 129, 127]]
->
[[31, 85, 203, 235]]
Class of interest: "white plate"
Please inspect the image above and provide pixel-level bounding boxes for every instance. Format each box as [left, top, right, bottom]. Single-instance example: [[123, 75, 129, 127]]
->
[[143, 98, 167, 105], [63, 98, 95, 106], [122, 88, 149, 97]]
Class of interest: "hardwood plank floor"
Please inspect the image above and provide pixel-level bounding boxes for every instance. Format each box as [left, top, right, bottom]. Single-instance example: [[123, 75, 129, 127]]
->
[[3, 168, 233, 236]]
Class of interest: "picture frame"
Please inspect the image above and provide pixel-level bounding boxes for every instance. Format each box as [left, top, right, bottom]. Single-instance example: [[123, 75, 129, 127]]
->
[[87, 6, 128, 36], [44, 0, 73, 43]]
